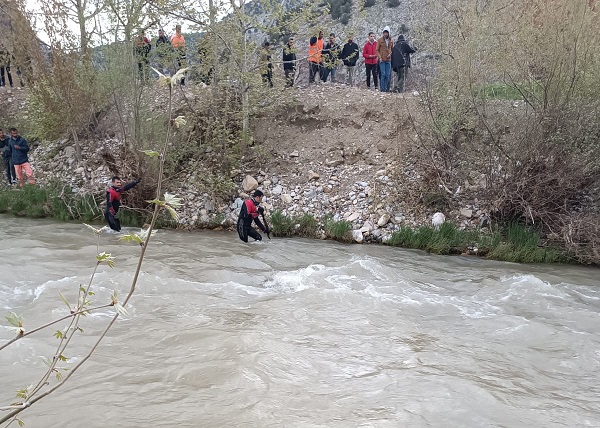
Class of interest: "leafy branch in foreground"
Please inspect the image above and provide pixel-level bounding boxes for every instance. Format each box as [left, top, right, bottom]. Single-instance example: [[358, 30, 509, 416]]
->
[[0, 69, 187, 425]]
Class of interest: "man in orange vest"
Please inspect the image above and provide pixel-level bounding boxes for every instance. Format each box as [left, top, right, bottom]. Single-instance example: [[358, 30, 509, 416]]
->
[[308, 33, 322, 84], [171, 24, 187, 85]]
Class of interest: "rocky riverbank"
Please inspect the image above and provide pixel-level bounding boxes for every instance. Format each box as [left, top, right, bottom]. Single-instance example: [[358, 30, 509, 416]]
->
[[15, 84, 493, 244]]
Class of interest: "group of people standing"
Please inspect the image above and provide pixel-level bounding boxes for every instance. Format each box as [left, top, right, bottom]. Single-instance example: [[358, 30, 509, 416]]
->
[[262, 27, 415, 92], [0, 127, 35, 187], [134, 25, 187, 84]]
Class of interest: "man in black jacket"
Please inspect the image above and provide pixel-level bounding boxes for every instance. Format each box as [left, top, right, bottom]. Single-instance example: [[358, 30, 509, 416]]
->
[[391, 34, 416, 93], [0, 128, 16, 186], [282, 37, 297, 87], [340, 35, 359, 86], [321, 33, 340, 83]]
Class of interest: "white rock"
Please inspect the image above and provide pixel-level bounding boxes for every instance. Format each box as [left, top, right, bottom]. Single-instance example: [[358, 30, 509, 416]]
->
[[308, 170, 320, 181], [242, 175, 258, 192], [360, 221, 374, 233], [347, 212, 360, 222], [281, 194, 293, 204], [272, 184, 283, 195], [460, 208, 473, 218], [290, 150, 299, 157], [432, 212, 446, 229], [352, 230, 364, 243], [377, 213, 390, 227]]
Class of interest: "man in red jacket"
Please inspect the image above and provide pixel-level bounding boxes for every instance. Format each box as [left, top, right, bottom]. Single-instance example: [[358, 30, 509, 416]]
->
[[362, 32, 378, 89], [237, 190, 269, 242]]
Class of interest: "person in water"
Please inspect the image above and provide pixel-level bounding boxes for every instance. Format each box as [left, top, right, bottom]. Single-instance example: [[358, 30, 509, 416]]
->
[[105, 176, 141, 231], [237, 189, 269, 242]]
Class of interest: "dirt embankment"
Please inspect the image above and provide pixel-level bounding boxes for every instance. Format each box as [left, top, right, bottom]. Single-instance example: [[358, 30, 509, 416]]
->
[[1, 83, 487, 242]]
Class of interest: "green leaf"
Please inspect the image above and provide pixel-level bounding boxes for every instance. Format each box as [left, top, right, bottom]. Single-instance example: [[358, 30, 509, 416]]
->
[[79, 286, 86, 293], [57, 354, 68, 362], [53, 330, 64, 339], [5, 311, 23, 328], [164, 192, 183, 208], [17, 418, 24, 427], [119, 234, 144, 245], [146, 198, 166, 206], [58, 292, 71, 311], [55, 371, 63, 381], [140, 149, 161, 158], [16, 388, 29, 400], [111, 290, 118, 306], [96, 252, 116, 268], [166, 206, 179, 222]]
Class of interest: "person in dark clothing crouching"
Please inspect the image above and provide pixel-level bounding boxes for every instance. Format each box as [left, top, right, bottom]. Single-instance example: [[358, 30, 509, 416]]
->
[[237, 189, 269, 242], [105, 176, 141, 231]]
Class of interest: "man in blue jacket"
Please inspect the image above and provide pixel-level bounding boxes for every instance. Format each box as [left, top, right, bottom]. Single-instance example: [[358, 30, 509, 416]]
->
[[8, 128, 35, 186], [0, 128, 16, 186]]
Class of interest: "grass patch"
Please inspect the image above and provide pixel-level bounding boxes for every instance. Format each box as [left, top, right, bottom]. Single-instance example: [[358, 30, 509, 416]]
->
[[474, 83, 542, 101], [323, 216, 353, 242], [386, 222, 568, 264], [0, 185, 150, 228], [269, 210, 319, 238]]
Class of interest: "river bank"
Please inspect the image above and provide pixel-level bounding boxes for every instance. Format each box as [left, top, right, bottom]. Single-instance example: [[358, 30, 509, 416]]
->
[[0, 84, 593, 265]]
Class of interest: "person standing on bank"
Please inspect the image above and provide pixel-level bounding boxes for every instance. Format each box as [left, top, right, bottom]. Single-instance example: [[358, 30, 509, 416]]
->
[[282, 37, 297, 87], [259, 41, 273, 88], [171, 24, 187, 85], [376, 26, 393, 92], [340, 35, 359, 86], [362, 32, 378, 90], [392, 34, 416, 93], [321, 33, 340, 83], [105, 176, 141, 232], [8, 128, 35, 186], [0, 128, 16, 185], [237, 189, 269, 242]]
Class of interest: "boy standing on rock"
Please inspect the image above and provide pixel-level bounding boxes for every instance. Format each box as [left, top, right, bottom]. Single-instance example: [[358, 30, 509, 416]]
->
[[105, 176, 141, 231]]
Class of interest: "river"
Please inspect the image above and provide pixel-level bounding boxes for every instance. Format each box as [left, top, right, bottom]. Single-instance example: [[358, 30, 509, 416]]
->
[[1, 215, 599, 427]]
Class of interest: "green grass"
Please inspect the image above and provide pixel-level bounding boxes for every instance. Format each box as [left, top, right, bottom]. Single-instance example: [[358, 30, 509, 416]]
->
[[269, 211, 319, 238], [386, 221, 568, 264], [323, 216, 353, 242], [476, 83, 525, 100], [0, 185, 148, 228]]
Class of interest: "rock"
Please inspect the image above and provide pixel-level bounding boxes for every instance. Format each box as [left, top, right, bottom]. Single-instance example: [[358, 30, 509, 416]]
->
[[326, 159, 344, 167], [360, 221, 374, 233], [272, 184, 283, 195], [377, 213, 390, 227], [242, 175, 258, 192], [460, 208, 473, 218], [230, 169, 242, 178], [308, 170, 320, 181], [347, 212, 360, 222], [352, 230, 364, 243], [74, 167, 85, 174], [281, 194, 293, 204], [432, 212, 446, 229], [231, 198, 243, 210], [290, 150, 299, 157], [376, 142, 388, 153]]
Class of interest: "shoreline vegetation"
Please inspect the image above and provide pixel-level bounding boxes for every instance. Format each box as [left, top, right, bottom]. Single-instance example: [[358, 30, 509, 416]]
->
[[0, 185, 570, 265]]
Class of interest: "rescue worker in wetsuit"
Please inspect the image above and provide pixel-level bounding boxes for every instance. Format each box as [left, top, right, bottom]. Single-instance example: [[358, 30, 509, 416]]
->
[[237, 189, 269, 242], [105, 176, 141, 231]]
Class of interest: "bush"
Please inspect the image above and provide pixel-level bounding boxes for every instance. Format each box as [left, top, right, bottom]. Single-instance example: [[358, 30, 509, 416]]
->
[[323, 216, 352, 242], [270, 210, 296, 237]]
